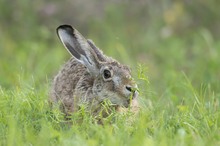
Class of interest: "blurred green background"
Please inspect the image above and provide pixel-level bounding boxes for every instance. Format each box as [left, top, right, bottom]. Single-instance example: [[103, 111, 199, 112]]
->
[[0, 0, 219, 96]]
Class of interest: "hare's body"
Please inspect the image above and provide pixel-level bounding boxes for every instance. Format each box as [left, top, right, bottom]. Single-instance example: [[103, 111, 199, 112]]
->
[[50, 58, 87, 114], [50, 25, 138, 116]]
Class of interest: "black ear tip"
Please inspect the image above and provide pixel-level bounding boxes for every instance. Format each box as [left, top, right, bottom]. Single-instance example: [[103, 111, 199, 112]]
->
[[56, 24, 74, 34]]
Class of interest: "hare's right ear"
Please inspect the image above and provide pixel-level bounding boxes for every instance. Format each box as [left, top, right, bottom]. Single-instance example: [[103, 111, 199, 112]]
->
[[57, 25, 100, 75]]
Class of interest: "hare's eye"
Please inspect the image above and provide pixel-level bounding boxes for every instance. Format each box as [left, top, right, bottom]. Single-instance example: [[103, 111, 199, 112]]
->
[[103, 69, 112, 79]]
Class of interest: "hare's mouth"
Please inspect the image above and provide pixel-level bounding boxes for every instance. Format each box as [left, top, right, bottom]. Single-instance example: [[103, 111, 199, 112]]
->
[[125, 91, 139, 108], [133, 90, 139, 99], [105, 90, 138, 108]]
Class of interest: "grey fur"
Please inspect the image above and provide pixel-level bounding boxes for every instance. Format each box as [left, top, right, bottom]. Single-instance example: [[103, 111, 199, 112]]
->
[[50, 25, 138, 116]]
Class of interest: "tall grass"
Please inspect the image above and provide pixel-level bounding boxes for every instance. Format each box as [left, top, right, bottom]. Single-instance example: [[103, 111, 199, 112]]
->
[[0, 71, 219, 145]]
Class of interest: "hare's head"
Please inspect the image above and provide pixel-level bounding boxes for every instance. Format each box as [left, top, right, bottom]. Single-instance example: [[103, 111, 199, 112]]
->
[[57, 25, 138, 107]]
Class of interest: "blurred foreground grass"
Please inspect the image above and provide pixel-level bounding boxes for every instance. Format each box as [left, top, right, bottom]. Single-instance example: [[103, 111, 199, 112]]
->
[[0, 1, 220, 146]]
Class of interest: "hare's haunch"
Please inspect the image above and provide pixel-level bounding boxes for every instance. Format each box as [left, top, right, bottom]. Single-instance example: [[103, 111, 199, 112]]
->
[[50, 25, 138, 115]]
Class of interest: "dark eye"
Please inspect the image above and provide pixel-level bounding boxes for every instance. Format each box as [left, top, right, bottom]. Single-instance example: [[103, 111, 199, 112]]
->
[[103, 69, 112, 79]]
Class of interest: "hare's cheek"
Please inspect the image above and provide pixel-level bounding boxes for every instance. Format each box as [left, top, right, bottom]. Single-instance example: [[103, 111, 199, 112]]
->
[[112, 76, 121, 87], [95, 84, 103, 92], [112, 76, 125, 93], [93, 78, 103, 92]]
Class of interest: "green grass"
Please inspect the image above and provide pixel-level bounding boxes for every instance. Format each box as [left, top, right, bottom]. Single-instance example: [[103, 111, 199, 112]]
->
[[0, 64, 220, 145], [1, 2, 220, 145]]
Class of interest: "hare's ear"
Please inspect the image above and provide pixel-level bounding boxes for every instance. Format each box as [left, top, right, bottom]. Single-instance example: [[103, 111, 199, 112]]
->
[[87, 39, 107, 62], [57, 25, 100, 75]]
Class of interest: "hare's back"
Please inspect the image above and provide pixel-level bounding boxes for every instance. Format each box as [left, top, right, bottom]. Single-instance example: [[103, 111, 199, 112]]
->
[[50, 57, 86, 103]]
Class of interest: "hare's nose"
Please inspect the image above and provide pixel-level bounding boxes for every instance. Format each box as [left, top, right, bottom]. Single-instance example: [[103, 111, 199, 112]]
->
[[126, 84, 139, 93], [125, 85, 139, 100], [126, 86, 132, 92], [126, 85, 138, 92]]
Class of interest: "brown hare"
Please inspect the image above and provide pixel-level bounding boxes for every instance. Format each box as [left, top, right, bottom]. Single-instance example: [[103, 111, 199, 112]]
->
[[50, 25, 139, 117]]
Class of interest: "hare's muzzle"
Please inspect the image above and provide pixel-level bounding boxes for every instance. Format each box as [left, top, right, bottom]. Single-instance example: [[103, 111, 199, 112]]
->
[[133, 90, 139, 99], [125, 86, 132, 92], [125, 85, 139, 107], [125, 85, 139, 98], [125, 91, 138, 107]]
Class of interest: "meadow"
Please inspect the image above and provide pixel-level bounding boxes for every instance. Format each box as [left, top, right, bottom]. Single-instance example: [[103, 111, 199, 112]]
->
[[0, 1, 220, 145]]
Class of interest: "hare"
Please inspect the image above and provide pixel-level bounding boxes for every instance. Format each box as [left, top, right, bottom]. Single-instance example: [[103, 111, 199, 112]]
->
[[50, 25, 139, 117]]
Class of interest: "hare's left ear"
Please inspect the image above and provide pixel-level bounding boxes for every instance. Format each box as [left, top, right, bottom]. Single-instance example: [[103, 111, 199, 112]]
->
[[87, 39, 107, 62], [57, 25, 100, 75]]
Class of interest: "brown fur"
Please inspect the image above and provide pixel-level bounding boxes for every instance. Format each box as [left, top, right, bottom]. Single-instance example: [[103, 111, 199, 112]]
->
[[49, 25, 139, 117]]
